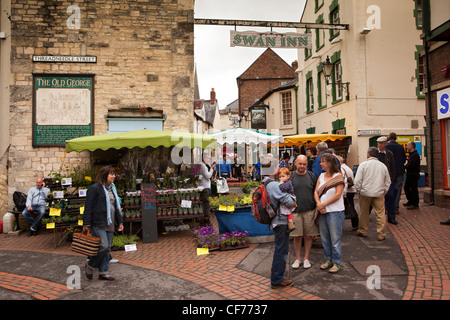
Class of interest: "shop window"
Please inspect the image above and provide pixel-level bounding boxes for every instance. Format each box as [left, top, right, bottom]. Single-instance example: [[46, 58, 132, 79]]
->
[[444, 119, 450, 189], [281, 91, 293, 126]]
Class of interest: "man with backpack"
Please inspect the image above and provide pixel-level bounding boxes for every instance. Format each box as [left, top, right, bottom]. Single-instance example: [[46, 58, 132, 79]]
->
[[260, 158, 296, 288]]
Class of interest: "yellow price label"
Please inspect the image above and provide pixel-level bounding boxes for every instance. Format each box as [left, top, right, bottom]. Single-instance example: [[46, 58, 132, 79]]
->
[[227, 206, 235, 212], [218, 205, 227, 211], [46, 223, 55, 229], [79, 206, 84, 214], [78, 220, 83, 226], [196, 248, 209, 255], [85, 176, 91, 181], [49, 208, 61, 216]]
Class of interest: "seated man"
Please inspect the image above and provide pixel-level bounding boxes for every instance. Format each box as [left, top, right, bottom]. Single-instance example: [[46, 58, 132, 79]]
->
[[22, 178, 50, 236]]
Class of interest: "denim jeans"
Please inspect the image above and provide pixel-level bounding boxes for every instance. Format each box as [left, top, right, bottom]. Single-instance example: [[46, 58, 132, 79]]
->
[[318, 210, 345, 265], [393, 174, 404, 211], [22, 205, 46, 231], [88, 228, 113, 275], [270, 224, 290, 286], [385, 182, 397, 220]]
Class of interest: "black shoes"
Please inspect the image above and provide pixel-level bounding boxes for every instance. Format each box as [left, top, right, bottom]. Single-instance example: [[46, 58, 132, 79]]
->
[[388, 219, 398, 225], [440, 219, 450, 225], [27, 229, 38, 236], [407, 205, 419, 210]]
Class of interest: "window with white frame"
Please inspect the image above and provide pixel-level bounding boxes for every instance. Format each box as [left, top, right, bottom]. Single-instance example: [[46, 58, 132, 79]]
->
[[334, 61, 342, 101], [281, 92, 293, 126], [307, 77, 314, 113]]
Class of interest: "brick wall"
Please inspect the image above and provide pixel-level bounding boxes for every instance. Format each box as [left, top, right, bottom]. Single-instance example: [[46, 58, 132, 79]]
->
[[5, 0, 194, 210], [238, 49, 296, 112]]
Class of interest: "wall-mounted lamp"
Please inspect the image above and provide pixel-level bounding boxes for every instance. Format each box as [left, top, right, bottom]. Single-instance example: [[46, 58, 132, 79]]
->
[[228, 107, 249, 127], [322, 55, 350, 101]]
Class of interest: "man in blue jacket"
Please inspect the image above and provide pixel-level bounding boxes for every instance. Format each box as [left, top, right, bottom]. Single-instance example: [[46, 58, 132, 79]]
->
[[386, 132, 406, 214], [263, 160, 296, 288], [22, 178, 50, 236]]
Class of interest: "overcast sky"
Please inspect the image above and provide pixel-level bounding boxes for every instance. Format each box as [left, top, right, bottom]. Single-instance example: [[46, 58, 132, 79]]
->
[[194, 0, 306, 109]]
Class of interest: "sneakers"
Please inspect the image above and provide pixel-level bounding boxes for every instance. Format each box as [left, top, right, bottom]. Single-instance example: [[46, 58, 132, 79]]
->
[[303, 259, 312, 269], [291, 259, 311, 269], [271, 279, 293, 288], [292, 260, 301, 269]]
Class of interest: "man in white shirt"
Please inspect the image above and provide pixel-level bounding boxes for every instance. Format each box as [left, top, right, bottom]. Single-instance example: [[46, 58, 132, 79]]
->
[[354, 147, 391, 241], [199, 154, 215, 221]]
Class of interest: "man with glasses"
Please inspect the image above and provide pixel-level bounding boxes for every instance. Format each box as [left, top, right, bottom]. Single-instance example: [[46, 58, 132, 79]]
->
[[22, 178, 50, 236]]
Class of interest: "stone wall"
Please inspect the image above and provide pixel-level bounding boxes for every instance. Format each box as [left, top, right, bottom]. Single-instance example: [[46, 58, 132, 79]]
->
[[6, 0, 194, 209]]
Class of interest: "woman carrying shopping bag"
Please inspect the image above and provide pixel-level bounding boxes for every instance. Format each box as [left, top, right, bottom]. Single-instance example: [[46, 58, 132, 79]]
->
[[83, 166, 123, 281]]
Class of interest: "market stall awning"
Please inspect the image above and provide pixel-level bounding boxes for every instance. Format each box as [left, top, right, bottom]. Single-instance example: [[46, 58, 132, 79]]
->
[[280, 134, 351, 147], [65, 129, 217, 152], [211, 127, 284, 145]]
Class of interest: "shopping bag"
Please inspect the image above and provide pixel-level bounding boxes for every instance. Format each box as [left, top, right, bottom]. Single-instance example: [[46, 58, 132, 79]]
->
[[216, 178, 229, 194], [71, 231, 100, 256]]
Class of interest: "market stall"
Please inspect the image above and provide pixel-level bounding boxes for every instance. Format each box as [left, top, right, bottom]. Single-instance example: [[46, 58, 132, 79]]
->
[[64, 129, 217, 243], [280, 133, 352, 160], [210, 127, 283, 239]]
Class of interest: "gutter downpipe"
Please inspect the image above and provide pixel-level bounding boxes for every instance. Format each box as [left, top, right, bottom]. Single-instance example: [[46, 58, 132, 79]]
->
[[423, 0, 434, 205], [294, 86, 299, 134]]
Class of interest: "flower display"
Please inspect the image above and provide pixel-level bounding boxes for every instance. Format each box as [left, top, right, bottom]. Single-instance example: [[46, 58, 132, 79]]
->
[[192, 225, 249, 251], [208, 193, 252, 209]]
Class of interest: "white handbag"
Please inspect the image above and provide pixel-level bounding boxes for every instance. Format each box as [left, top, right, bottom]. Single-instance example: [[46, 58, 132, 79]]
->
[[216, 178, 229, 194]]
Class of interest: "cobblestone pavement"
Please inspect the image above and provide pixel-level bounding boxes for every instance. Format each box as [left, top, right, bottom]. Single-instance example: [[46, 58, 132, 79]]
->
[[0, 195, 448, 301]]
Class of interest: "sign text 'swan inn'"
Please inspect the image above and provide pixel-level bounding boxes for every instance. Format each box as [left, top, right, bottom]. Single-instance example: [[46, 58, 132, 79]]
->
[[230, 31, 311, 49]]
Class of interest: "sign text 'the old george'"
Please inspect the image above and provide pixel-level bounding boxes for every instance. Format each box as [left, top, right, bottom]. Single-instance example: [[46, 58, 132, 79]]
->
[[230, 31, 311, 49]]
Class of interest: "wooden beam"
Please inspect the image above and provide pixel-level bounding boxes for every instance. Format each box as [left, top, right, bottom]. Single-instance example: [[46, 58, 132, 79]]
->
[[194, 18, 349, 30]]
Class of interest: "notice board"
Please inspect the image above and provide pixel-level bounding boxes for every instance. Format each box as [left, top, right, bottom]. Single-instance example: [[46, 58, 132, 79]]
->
[[141, 183, 158, 243], [32, 74, 94, 147]]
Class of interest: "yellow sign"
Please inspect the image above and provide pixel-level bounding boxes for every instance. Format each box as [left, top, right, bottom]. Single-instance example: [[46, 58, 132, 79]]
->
[[85, 176, 91, 181], [78, 220, 83, 226], [218, 205, 227, 211], [49, 208, 61, 216], [79, 206, 84, 214], [196, 248, 209, 255], [46, 223, 55, 229], [227, 206, 235, 212]]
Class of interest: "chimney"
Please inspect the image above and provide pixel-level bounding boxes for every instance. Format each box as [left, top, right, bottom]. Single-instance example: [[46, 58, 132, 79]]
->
[[210, 88, 216, 105], [291, 60, 298, 71]]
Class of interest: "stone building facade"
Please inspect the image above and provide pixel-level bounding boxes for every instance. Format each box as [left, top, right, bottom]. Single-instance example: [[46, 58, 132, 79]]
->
[[0, 0, 195, 215]]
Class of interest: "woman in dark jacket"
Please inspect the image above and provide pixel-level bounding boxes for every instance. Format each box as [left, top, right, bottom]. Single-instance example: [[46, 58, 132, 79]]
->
[[83, 166, 123, 281]]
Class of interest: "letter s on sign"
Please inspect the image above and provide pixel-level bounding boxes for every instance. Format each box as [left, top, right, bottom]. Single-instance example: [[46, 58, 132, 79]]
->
[[440, 93, 449, 117]]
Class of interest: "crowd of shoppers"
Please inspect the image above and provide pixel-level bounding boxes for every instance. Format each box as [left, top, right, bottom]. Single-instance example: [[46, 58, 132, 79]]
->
[[265, 131, 430, 288]]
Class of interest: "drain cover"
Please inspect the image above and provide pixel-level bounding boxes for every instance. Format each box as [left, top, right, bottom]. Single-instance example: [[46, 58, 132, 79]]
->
[[350, 260, 407, 276]]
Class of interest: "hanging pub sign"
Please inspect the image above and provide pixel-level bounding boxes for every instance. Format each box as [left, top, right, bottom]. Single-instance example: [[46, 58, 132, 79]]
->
[[32, 74, 94, 147], [251, 107, 267, 130], [230, 31, 311, 49]]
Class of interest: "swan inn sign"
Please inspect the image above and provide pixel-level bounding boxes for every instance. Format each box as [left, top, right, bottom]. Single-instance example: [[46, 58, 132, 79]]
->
[[230, 31, 311, 49]]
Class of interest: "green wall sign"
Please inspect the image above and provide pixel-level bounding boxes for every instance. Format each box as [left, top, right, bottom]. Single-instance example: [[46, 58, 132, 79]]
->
[[33, 74, 94, 147]]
